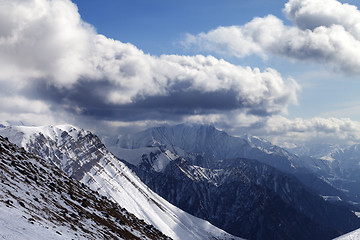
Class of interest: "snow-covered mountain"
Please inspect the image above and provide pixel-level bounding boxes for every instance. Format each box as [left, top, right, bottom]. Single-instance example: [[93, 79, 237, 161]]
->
[[287, 143, 360, 199], [286, 143, 360, 174], [111, 123, 328, 174], [0, 125, 241, 240], [0, 135, 170, 240], [109, 124, 348, 201], [330, 144, 360, 181], [123, 148, 360, 239], [287, 143, 344, 161], [105, 124, 360, 239]]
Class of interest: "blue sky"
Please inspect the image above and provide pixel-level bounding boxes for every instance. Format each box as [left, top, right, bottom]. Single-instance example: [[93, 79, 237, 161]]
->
[[73, 0, 289, 55], [1, 0, 360, 147]]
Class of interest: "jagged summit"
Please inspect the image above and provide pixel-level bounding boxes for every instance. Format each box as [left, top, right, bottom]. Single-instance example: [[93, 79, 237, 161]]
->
[[115, 123, 281, 153], [116, 123, 231, 150], [0, 125, 85, 147], [108, 123, 308, 174]]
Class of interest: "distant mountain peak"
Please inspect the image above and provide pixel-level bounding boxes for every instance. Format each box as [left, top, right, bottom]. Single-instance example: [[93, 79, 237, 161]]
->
[[107, 123, 307, 174]]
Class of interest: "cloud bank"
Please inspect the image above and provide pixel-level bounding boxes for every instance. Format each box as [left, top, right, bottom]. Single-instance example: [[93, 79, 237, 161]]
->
[[257, 116, 360, 147], [184, 0, 360, 74], [0, 0, 298, 125], [182, 114, 360, 148]]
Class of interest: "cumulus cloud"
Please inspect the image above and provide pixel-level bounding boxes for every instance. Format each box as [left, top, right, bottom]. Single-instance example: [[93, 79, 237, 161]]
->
[[184, 0, 360, 74], [178, 113, 360, 147], [0, 0, 298, 126], [0, 0, 95, 86], [120, 110, 360, 147], [245, 116, 360, 147]]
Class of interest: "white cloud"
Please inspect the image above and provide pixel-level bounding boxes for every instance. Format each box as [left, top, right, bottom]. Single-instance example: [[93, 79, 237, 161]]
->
[[87, 36, 299, 113], [0, 0, 299, 126], [0, 96, 50, 114], [284, 0, 360, 35], [184, 0, 360, 74], [177, 110, 360, 147], [251, 116, 360, 147], [0, 0, 95, 86]]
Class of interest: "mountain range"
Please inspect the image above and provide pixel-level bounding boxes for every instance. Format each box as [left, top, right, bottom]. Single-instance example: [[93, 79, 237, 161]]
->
[[106, 123, 360, 239], [1, 123, 360, 239]]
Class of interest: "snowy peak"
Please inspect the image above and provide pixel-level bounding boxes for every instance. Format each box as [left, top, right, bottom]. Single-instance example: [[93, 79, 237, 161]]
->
[[116, 123, 246, 156], [0, 125, 100, 179], [287, 142, 360, 173], [243, 134, 292, 156], [287, 143, 344, 161], [117, 123, 233, 150], [110, 123, 303, 173], [333, 144, 360, 160], [115, 123, 286, 157], [0, 125, 85, 148], [0, 135, 170, 240]]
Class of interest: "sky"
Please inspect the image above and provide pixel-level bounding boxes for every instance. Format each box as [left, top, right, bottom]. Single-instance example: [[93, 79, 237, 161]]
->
[[1, 0, 360, 147]]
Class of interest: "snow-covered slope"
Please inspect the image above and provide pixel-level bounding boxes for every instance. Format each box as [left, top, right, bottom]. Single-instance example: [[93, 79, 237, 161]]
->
[[0, 135, 170, 240], [0, 125, 241, 240], [334, 228, 360, 240]]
